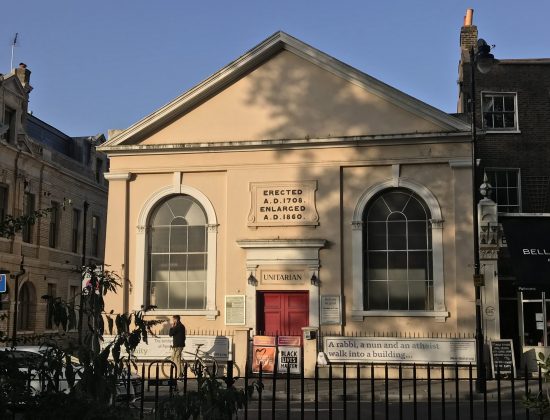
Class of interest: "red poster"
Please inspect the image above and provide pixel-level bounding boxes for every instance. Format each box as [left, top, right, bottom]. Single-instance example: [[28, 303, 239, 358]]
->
[[252, 346, 276, 373]]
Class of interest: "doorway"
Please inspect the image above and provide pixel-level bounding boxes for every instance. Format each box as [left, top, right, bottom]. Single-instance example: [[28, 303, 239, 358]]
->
[[257, 291, 309, 336], [519, 291, 549, 347]]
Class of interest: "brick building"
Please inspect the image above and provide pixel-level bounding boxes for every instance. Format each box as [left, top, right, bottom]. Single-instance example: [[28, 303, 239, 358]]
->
[[0, 64, 107, 340], [457, 10, 550, 366]]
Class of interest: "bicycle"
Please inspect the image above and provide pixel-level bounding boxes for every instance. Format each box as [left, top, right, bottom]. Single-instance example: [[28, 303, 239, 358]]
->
[[162, 343, 219, 378]]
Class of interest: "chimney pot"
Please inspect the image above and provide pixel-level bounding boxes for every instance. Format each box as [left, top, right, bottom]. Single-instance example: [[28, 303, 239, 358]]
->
[[465, 9, 474, 26], [15, 63, 31, 88]]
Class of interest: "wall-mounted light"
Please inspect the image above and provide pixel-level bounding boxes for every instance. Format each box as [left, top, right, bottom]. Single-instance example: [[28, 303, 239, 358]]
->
[[310, 273, 320, 286], [247, 273, 258, 287]]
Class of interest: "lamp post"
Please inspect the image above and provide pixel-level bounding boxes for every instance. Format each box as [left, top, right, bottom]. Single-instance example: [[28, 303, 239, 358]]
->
[[469, 38, 495, 393]]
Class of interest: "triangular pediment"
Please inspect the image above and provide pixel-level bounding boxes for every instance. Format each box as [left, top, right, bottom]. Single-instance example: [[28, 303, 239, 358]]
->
[[102, 32, 469, 149]]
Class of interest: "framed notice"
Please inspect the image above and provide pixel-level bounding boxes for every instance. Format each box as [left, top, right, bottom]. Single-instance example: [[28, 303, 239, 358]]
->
[[321, 295, 342, 325], [225, 295, 246, 325], [490, 339, 516, 378]]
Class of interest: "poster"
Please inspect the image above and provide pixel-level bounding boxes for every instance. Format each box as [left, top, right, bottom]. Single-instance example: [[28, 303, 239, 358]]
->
[[252, 346, 276, 373], [277, 346, 301, 374]]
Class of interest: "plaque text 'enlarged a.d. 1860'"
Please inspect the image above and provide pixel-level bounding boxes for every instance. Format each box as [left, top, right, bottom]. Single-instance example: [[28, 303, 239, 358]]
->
[[248, 181, 318, 227]]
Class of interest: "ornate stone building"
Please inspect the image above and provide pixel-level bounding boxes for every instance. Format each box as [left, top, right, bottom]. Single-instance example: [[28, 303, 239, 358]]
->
[[0, 64, 107, 340], [99, 32, 478, 372]]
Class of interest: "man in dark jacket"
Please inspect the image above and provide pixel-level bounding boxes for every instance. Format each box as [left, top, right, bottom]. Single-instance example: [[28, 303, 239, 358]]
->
[[169, 315, 186, 376]]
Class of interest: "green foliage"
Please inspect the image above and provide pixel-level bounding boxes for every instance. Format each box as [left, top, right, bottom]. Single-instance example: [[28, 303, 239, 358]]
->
[[523, 352, 550, 417], [0, 208, 51, 239], [0, 264, 160, 418], [159, 356, 256, 420]]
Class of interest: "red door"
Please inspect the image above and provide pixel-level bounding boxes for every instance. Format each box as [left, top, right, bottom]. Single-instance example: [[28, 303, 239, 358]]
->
[[257, 291, 309, 336]]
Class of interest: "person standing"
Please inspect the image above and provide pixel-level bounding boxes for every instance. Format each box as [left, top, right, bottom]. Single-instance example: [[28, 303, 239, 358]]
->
[[169, 315, 186, 376]]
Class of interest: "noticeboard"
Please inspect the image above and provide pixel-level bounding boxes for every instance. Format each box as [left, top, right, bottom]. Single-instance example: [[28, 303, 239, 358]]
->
[[225, 295, 246, 325], [320, 295, 342, 325], [490, 339, 516, 378]]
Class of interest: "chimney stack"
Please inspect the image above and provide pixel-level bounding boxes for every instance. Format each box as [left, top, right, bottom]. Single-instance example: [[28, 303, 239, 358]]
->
[[460, 9, 478, 58], [15, 62, 31, 87]]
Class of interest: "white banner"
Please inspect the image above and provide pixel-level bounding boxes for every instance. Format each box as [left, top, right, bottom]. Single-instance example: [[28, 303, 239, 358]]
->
[[323, 337, 476, 364], [102, 335, 232, 361]]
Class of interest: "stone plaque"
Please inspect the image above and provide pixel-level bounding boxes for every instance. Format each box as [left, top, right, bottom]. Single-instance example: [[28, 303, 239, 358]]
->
[[260, 268, 307, 285], [248, 181, 318, 227]]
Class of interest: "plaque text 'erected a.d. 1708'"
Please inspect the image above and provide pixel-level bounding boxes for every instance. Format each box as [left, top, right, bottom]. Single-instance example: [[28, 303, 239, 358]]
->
[[248, 181, 318, 227]]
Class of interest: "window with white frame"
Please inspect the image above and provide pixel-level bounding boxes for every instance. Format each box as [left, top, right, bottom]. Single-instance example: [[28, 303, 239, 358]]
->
[[147, 195, 208, 310], [482, 93, 518, 131], [485, 168, 521, 213], [363, 188, 433, 311]]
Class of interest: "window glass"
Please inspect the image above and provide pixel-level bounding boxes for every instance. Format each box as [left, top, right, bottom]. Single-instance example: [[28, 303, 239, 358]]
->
[[363, 188, 433, 311], [148, 195, 208, 310], [485, 168, 521, 213], [482, 93, 517, 130]]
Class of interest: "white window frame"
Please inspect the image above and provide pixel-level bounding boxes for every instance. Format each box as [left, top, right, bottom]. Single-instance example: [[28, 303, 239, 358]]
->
[[484, 167, 522, 213], [135, 184, 218, 319], [481, 91, 519, 133], [351, 178, 448, 321]]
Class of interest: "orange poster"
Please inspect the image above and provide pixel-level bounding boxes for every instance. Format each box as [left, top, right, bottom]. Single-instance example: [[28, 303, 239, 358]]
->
[[252, 346, 276, 373]]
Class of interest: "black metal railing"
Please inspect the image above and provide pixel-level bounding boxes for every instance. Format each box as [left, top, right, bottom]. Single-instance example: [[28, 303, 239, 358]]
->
[[129, 360, 548, 419]]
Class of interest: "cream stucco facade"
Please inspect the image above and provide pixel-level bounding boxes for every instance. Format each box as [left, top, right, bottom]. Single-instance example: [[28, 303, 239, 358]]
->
[[99, 32, 476, 371]]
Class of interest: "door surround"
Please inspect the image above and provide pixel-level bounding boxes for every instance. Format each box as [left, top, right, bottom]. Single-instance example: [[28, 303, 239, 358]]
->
[[237, 239, 325, 332]]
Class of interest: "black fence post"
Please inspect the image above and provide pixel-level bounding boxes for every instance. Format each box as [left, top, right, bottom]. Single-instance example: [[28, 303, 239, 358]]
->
[[524, 364, 530, 420], [140, 363, 145, 420], [511, 367, 516, 420], [183, 362, 188, 394], [300, 355, 305, 420], [413, 363, 417, 420], [441, 364, 446, 420], [371, 363, 375, 420], [154, 363, 160, 415], [427, 363, 432, 420], [399, 364, 403, 420], [286, 363, 291, 420], [314, 363, 319, 420], [497, 363, 502, 420], [455, 363, 459, 420], [244, 360, 249, 420], [469, 363, 474, 420], [356, 364, 361, 420], [384, 363, 389, 420], [272, 354, 277, 420], [329, 364, 333, 420], [483, 364, 488, 420], [259, 362, 263, 420], [343, 364, 347, 420]]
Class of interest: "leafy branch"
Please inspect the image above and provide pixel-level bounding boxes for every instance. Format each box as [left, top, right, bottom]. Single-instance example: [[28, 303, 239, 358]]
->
[[0, 208, 52, 239]]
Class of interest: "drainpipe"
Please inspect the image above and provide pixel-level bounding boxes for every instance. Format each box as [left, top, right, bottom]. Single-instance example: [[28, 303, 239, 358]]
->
[[78, 201, 89, 344], [11, 257, 25, 348]]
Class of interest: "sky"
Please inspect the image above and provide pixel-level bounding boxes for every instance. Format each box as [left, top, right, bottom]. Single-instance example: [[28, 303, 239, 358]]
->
[[1, 0, 549, 137]]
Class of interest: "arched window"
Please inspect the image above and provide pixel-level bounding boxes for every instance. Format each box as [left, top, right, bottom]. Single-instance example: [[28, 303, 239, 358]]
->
[[17, 282, 35, 331], [147, 195, 208, 310], [363, 188, 433, 311]]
